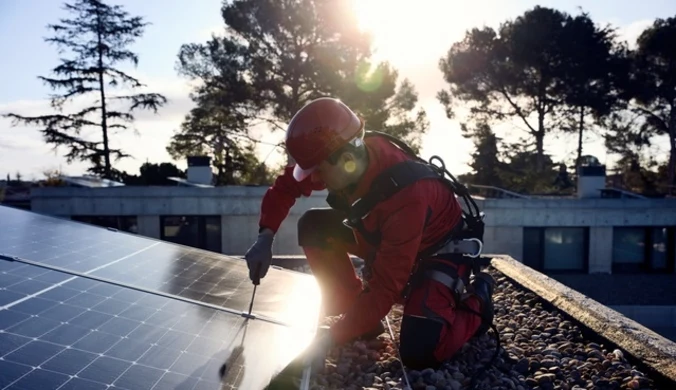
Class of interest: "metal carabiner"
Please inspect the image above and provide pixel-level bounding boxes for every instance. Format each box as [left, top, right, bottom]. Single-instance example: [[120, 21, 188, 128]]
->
[[466, 237, 483, 258]]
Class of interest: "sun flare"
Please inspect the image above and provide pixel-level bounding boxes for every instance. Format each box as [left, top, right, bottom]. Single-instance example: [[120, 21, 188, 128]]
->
[[351, 0, 472, 68]]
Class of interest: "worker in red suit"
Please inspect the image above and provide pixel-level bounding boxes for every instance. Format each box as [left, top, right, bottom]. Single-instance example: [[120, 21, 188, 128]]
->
[[244, 97, 495, 370]]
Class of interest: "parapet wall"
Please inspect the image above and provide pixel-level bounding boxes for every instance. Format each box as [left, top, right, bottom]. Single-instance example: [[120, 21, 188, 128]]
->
[[30, 186, 676, 259], [489, 254, 676, 387]]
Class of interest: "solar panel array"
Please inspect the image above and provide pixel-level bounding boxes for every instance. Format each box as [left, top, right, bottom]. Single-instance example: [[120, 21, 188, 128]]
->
[[0, 205, 322, 390]]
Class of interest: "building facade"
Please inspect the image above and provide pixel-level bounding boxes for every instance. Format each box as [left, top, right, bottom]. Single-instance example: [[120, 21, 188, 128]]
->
[[28, 184, 676, 276]]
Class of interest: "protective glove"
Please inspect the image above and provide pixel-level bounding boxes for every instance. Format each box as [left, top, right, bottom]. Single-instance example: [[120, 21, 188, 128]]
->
[[244, 228, 274, 283]]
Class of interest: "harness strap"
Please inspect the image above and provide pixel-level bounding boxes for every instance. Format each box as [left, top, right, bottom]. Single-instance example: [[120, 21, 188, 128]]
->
[[426, 270, 466, 298], [345, 161, 442, 229]]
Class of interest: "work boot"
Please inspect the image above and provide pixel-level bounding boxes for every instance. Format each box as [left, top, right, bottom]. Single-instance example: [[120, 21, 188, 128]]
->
[[470, 271, 495, 337]]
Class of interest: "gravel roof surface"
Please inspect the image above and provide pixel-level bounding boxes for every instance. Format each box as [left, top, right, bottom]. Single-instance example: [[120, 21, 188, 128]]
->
[[304, 266, 664, 390]]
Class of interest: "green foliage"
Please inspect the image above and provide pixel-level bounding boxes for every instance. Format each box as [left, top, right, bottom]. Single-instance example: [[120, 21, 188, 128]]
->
[[460, 122, 569, 195], [120, 162, 184, 186], [438, 6, 627, 172], [175, 0, 428, 168], [460, 122, 507, 188], [629, 16, 676, 191], [2, 0, 167, 179], [166, 100, 275, 186]]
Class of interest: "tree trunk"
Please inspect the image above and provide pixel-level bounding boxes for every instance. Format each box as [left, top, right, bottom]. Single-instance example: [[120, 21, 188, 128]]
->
[[536, 113, 545, 172], [96, 16, 111, 179], [576, 106, 585, 172], [669, 122, 676, 196]]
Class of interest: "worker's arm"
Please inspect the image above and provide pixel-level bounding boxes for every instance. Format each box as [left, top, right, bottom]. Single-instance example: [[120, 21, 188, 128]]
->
[[329, 186, 429, 344], [259, 165, 325, 233]]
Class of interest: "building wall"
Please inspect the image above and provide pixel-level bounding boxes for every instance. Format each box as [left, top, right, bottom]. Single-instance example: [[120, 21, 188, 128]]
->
[[30, 186, 676, 272]]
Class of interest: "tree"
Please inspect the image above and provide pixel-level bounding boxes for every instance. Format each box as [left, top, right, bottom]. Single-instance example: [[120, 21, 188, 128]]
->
[[3, 0, 167, 179], [167, 107, 272, 185], [438, 6, 609, 171], [166, 98, 275, 186], [604, 111, 668, 196], [175, 0, 428, 163], [629, 16, 676, 193], [556, 12, 631, 171], [120, 162, 185, 186], [499, 147, 560, 194], [460, 122, 507, 187], [40, 168, 67, 187]]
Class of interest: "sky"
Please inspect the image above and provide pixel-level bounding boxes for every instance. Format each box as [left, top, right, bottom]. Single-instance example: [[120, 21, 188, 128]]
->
[[1, 0, 674, 181]]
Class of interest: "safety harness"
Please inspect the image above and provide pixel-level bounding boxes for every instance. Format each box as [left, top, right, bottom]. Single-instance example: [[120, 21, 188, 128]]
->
[[326, 131, 489, 292], [325, 131, 501, 389]]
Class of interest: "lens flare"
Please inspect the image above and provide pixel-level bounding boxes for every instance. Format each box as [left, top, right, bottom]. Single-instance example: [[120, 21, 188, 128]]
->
[[354, 61, 383, 92]]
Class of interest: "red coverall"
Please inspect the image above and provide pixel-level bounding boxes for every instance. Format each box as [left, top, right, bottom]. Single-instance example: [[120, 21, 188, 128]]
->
[[258, 134, 483, 367]]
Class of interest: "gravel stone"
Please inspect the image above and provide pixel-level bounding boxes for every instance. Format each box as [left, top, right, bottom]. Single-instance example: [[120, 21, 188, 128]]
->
[[306, 267, 660, 390]]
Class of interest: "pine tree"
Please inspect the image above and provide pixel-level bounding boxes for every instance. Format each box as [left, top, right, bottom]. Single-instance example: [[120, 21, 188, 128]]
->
[[3, 0, 167, 179], [175, 0, 428, 165]]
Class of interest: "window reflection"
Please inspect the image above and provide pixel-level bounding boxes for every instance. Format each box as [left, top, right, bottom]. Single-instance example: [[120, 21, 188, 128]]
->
[[612, 227, 673, 273], [72, 215, 138, 234], [612, 227, 645, 272], [543, 228, 586, 271], [160, 215, 222, 253], [522, 227, 587, 273], [651, 227, 667, 270]]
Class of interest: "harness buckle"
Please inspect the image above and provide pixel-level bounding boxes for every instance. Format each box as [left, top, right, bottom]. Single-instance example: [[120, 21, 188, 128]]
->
[[437, 237, 483, 258]]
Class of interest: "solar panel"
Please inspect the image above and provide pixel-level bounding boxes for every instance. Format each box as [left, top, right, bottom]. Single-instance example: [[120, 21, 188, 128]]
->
[[0, 205, 321, 329], [1, 205, 322, 389]]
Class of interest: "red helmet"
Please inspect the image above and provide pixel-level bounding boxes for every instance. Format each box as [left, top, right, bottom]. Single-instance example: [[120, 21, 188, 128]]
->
[[285, 97, 364, 181]]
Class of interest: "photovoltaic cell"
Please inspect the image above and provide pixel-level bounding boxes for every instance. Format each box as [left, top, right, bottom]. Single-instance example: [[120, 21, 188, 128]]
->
[[0, 206, 322, 329], [1, 261, 316, 389], [0, 207, 156, 273], [1, 205, 323, 389]]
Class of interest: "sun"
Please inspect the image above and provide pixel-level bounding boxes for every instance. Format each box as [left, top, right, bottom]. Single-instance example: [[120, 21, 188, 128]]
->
[[351, 0, 472, 69]]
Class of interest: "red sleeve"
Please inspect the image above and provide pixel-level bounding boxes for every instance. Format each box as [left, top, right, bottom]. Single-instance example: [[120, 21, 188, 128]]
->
[[259, 165, 326, 233], [329, 189, 428, 344]]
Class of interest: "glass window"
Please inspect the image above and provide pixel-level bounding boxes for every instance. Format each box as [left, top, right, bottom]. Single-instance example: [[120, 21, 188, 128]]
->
[[612, 227, 645, 272], [72, 215, 138, 234], [543, 227, 586, 271], [160, 216, 221, 253], [651, 227, 668, 271], [162, 216, 200, 248], [204, 216, 222, 253], [523, 227, 542, 269]]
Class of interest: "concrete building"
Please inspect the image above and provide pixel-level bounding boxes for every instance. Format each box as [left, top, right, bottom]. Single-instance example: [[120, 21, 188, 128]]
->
[[28, 184, 676, 275], [18, 157, 676, 341]]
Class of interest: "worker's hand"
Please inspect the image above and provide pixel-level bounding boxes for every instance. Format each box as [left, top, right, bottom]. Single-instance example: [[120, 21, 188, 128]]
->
[[302, 326, 334, 373], [244, 228, 274, 283]]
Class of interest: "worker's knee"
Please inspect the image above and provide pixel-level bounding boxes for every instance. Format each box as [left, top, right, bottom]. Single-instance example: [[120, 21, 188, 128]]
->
[[297, 208, 354, 247], [399, 314, 444, 370]]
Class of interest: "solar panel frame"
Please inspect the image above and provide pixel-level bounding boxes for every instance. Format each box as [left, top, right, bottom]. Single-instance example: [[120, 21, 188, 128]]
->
[[0, 205, 322, 330], [1, 205, 323, 389]]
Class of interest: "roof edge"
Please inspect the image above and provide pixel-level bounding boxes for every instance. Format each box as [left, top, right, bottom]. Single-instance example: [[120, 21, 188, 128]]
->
[[489, 254, 676, 384]]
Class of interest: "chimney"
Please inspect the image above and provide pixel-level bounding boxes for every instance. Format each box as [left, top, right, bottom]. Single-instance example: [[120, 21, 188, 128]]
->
[[577, 155, 606, 198], [187, 156, 213, 185]]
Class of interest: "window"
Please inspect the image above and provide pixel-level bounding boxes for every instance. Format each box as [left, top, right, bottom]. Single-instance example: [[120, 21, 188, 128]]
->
[[72, 215, 138, 234], [543, 228, 586, 271], [523, 227, 589, 273], [160, 216, 221, 253], [612, 227, 675, 274]]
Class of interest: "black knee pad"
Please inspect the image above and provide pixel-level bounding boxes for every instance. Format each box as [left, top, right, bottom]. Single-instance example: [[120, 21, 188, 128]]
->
[[297, 208, 354, 248], [399, 314, 443, 370]]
